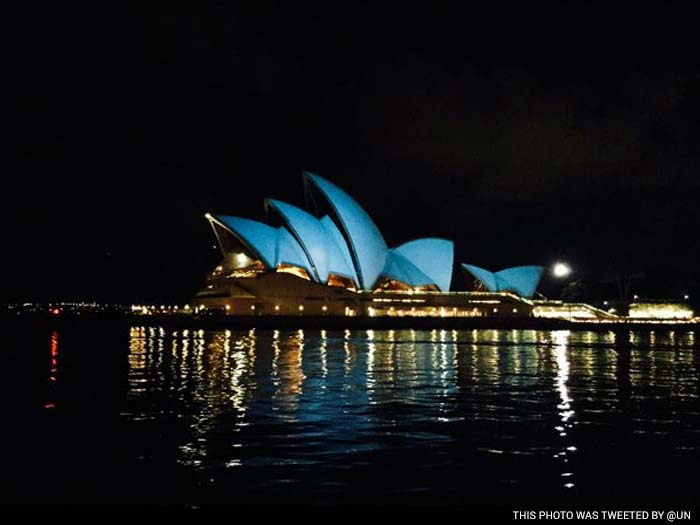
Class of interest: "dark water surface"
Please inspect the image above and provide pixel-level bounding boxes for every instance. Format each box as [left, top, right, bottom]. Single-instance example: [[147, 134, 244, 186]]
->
[[3, 323, 699, 505]]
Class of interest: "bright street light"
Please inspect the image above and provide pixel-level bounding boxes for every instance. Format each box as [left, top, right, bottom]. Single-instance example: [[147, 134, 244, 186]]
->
[[552, 262, 571, 278]]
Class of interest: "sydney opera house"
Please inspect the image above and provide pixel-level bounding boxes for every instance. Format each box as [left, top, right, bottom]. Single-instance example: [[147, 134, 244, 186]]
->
[[194, 172, 550, 318]]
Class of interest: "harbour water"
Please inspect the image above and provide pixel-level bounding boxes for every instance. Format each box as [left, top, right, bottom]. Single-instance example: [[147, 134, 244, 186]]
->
[[4, 324, 699, 505]]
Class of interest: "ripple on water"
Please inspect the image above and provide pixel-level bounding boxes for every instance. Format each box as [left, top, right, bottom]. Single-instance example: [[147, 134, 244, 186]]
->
[[21, 326, 698, 504]]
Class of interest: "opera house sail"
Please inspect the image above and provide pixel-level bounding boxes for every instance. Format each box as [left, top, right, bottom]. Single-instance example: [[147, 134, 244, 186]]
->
[[194, 172, 546, 318], [461, 264, 544, 299]]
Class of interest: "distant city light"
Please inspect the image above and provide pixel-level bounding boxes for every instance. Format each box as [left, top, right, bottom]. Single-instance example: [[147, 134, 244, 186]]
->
[[552, 262, 571, 278]]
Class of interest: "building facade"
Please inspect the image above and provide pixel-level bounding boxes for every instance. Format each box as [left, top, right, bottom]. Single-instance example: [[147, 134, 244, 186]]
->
[[194, 172, 543, 317]]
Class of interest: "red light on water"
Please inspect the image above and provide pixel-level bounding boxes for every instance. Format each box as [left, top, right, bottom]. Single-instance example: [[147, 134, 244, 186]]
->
[[51, 308, 60, 316]]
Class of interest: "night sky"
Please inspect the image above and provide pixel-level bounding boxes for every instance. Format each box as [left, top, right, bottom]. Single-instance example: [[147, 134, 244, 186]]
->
[[9, 4, 700, 303]]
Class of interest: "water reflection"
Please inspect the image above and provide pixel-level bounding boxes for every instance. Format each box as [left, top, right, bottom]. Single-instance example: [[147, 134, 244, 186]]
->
[[44, 331, 59, 409], [273, 329, 305, 407], [119, 327, 700, 502], [552, 330, 576, 488]]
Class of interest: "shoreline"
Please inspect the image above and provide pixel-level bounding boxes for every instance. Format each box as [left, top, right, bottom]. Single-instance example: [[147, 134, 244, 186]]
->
[[3, 312, 698, 332]]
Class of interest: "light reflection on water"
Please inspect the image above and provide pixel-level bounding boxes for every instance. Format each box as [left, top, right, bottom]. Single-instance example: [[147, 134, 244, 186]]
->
[[43, 331, 59, 410], [552, 330, 575, 488], [115, 327, 699, 502]]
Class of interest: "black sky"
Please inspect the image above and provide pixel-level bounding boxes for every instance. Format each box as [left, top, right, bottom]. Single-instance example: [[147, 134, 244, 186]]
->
[[8, 3, 700, 302]]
